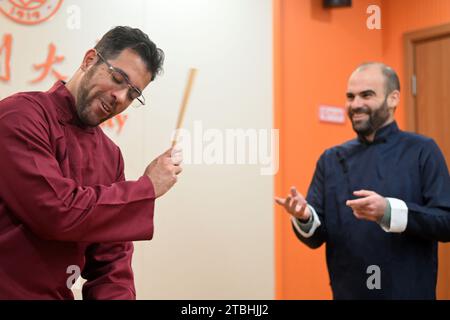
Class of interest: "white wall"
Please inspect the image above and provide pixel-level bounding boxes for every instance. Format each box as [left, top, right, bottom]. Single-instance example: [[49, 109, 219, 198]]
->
[[0, 0, 274, 299]]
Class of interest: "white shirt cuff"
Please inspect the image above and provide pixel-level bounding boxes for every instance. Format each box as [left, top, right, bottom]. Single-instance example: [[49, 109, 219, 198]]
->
[[291, 205, 321, 238], [382, 198, 408, 233]]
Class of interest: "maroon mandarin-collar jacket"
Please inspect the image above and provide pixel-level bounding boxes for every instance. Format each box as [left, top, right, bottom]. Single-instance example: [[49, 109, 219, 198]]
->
[[0, 81, 156, 299]]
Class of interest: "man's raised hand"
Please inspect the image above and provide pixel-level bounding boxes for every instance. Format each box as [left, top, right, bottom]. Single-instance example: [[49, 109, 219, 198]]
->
[[275, 186, 311, 222], [144, 146, 183, 198]]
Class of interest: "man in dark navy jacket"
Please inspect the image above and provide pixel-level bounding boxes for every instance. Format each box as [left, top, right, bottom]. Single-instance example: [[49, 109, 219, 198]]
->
[[275, 62, 450, 299]]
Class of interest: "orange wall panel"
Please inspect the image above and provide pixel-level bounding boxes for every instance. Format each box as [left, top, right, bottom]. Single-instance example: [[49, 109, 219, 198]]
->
[[382, 0, 450, 128], [275, 0, 450, 300]]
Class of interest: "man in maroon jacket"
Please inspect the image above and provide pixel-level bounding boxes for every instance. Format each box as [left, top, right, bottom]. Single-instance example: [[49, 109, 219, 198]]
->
[[0, 26, 182, 299]]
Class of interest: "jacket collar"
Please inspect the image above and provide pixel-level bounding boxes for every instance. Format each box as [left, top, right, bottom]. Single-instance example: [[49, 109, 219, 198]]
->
[[48, 81, 95, 133], [357, 121, 399, 145]]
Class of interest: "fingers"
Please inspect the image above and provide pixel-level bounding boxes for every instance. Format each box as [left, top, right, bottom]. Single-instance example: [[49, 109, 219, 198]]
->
[[348, 197, 382, 223], [284, 196, 292, 212], [289, 186, 307, 202], [346, 190, 376, 208], [349, 200, 370, 219], [277, 194, 306, 216], [290, 186, 298, 198], [275, 187, 311, 221], [174, 165, 183, 175], [353, 189, 375, 197], [160, 146, 183, 175], [274, 197, 286, 206], [163, 147, 174, 156], [288, 198, 299, 213], [170, 145, 183, 165], [352, 209, 362, 219], [161, 146, 183, 165], [351, 208, 378, 222], [275, 187, 307, 214], [346, 198, 371, 208], [296, 200, 308, 216]]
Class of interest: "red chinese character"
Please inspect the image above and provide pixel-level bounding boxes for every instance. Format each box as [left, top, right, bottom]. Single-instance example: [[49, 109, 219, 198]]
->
[[30, 43, 67, 83], [100, 114, 129, 134], [115, 114, 128, 133], [0, 34, 12, 82], [101, 118, 115, 130]]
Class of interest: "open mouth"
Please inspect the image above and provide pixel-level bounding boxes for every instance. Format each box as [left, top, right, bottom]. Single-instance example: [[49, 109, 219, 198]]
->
[[352, 113, 368, 120], [100, 100, 112, 115]]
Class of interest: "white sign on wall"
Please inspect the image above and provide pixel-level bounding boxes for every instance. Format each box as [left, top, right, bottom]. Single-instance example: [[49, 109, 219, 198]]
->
[[318, 105, 346, 124]]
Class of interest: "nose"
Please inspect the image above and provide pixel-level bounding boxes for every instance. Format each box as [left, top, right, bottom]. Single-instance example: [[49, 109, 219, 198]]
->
[[349, 95, 365, 110], [112, 87, 128, 106]]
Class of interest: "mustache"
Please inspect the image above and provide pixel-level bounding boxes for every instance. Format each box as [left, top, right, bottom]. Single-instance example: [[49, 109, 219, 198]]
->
[[86, 93, 115, 112], [100, 98, 115, 113]]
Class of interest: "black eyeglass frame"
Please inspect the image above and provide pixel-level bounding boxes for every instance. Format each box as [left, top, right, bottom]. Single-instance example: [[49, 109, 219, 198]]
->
[[96, 51, 146, 107]]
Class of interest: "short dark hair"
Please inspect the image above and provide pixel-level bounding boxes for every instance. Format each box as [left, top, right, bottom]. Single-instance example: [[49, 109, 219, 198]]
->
[[356, 62, 400, 95], [95, 26, 164, 81]]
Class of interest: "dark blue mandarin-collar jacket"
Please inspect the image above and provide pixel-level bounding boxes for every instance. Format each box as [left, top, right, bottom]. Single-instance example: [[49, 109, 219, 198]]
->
[[293, 121, 450, 299]]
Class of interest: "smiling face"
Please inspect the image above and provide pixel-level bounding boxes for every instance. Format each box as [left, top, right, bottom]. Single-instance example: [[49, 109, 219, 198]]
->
[[345, 65, 398, 138], [76, 48, 152, 127]]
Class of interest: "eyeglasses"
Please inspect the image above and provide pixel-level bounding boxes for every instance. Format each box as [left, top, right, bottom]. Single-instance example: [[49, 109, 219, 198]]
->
[[96, 51, 146, 108]]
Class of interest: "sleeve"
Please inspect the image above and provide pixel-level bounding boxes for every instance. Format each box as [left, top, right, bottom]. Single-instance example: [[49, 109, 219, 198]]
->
[[403, 140, 450, 241], [379, 198, 392, 230], [291, 204, 322, 237], [0, 96, 156, 243], [291, 154, 328, 248], [82, 153, 137, 300], [82, 241, 136, 300], [380, 198, 408, 233]]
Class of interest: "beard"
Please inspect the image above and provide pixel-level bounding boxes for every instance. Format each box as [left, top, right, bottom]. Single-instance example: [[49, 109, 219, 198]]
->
[[348, 96, 390, 137], [76, 67, 113, 127]]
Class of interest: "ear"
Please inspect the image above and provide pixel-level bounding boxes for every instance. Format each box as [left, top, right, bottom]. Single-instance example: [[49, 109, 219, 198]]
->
[[387, 90, 400, 109], [80, 49, 98, 72]]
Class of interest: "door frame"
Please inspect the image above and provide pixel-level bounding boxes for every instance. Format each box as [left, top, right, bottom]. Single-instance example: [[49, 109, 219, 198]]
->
[[404, 22, 450, 300], [404, 23, 450, 131]]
